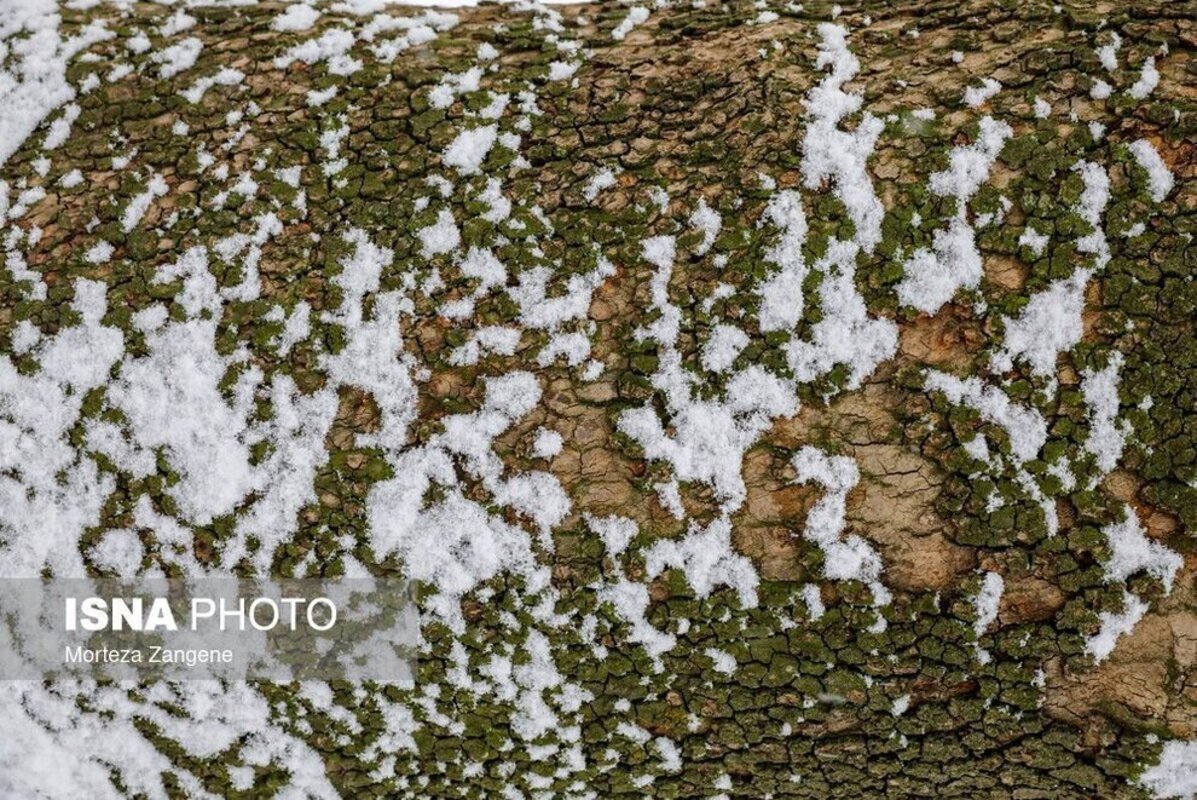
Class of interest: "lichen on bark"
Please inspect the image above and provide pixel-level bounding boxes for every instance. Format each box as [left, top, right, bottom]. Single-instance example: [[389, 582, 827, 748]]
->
[[0, 0, 1194, 798]]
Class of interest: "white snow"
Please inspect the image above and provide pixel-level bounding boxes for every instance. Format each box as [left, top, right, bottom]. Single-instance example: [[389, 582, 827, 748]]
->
[[43, 103, 80, 150], [1073, 160, 1112, 269], [792, 447, 890, 607], [992, 161, 1111, 379], [802, 583, 825, 620], [477, 178, 512, 223], [180, 67, 244, 104], [273, 3, 322, 32], [701, 324, 749, 373], [924, 370, 1046, 463], [1139, 740, 1197, 800], [152, 37, 203, 79], [320, 123, 350, 175], [159, 10, 196, 36], [84, 240, 114, 264], [3, 3, 1178, 786], [655, 480, 685, 520], [1128, 139, 1174, 202], [704, 648, 737, 674], [1090, 79, 1113, 100], [89, 528, 144, 575], [0, 278, 125, 577], [274, 27, 361, 75], [896, 218, 984, 314], [612, 7, 650, 40], [110, 267, 261, 528], [443, 125, 498, 175], [0, 6, 112, 167], [448, 325, 519, 364], [587, 514, 637, 557], [1085, 590, 1148, 663], [644, 517, 758, 609], [963, 78, 1000, 107], [655, 737, 683, 773], [990, 269, 1089, 378], [532, 428, 563, 458], [1096, 33, 1121, 72], [783, 241, 897, 388], [1128, 57, 1159, 100], [928, 116, 1013, 202], [801, 24, 884, 253], [897, 116, 1011, 313], [307, 86, 339, 107], [1101, 505, 1182, 592], [548, 60, 579, 81], [689, 198, 722, 256], [618, 361, 796, 512], [599, 578, 676, 660], [121, 174, 168, 233], [583, 167, 617, 201], [271, 301, 312, 355], [418, 209, 461, 258], [1018, 226, 1050, 256], [428, 66, 482, 109], [757, 190, 809, 332], [972, 571, 1003, 635], [1083, 501, 1181, 665], [1081, 353, 1129, 476]]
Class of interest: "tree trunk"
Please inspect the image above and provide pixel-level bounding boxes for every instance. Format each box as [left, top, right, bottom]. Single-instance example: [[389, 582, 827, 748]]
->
[[0, 0, 1194, 797]]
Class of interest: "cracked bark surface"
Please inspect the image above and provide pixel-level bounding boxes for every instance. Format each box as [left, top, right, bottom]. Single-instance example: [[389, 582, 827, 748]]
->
[[1, 0, 1195, 797]]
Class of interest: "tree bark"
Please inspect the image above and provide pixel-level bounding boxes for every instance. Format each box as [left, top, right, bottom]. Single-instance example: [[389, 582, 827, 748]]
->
[[1, 0, 1194, 797]]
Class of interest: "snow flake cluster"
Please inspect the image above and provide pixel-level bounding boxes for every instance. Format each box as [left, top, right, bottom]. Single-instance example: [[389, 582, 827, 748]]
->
[[0, 1, 1187, 796]]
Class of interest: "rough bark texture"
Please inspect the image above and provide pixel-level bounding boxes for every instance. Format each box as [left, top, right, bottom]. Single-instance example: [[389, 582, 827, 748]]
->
[[1, 0, 1195, 797]]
